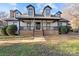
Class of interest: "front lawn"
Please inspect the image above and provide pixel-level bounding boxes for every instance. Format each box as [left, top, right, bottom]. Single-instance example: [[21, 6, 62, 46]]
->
[[0, 39, 79, 56]]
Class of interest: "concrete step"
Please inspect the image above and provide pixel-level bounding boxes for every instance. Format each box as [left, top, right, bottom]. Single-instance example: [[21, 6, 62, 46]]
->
[[34, 30, 43, 37], [34, 37, 45, 40]]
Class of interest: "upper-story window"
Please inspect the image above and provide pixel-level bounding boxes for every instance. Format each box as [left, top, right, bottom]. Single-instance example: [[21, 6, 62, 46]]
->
[[45, 8, 50, 16], [27, 5, 35, 16], [43, 5, 52, 17], [28, 8, 33, 16], [10, 10, 22, 18], [55, 11, 62, 17], [15, 10, 22, 16]]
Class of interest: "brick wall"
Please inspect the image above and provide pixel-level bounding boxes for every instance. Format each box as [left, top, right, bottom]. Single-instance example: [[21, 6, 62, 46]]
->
[[20, 30, 58, 36]]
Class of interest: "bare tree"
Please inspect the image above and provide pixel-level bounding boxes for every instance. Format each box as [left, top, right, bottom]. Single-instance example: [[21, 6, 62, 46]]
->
[[61, 3, 79, 30], [0, 11, 8, 19]]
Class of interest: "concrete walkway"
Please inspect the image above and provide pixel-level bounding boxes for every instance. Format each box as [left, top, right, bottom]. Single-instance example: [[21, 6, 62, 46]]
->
[[0, 37, 46, 45]]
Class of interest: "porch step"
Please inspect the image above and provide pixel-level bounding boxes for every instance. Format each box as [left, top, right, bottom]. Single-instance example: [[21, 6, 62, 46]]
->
[[34, 30, 43, 37]]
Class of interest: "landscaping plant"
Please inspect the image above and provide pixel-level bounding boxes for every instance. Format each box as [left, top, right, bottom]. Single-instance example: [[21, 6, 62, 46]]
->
[[6, 25, 17, 35], [59, 26, 69, 34], [1, 26, 8, 35]]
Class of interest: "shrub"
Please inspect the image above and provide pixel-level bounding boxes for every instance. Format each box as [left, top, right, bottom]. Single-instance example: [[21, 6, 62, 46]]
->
[[1, 26, 8, 35], [72, 28, 79, 32], [59, 26, 70, 34], [6, 25, 17, 35]]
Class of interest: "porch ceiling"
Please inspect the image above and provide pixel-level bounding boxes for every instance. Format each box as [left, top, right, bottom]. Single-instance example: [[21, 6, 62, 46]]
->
[[16, 16, 61, 20]]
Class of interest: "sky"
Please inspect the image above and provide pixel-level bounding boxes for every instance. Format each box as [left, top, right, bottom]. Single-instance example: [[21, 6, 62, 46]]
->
[[0, 3, 65, 14]]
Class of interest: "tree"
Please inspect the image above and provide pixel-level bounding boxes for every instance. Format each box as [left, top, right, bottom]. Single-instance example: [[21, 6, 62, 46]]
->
[[61, 4, 79, 30], [0, 11, 8, 19], [71, 16, 79, 30]]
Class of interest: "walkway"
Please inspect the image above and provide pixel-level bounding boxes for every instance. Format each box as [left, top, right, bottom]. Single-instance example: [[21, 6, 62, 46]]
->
[[0, 37, 46, 45]]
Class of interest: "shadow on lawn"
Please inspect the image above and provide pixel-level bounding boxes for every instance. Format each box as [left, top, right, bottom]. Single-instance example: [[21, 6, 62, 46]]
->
[[0, 43, 75, 56], [0, 35, 79, 56]]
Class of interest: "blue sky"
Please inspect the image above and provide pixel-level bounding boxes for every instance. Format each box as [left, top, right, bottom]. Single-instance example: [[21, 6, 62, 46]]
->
[[0, 3, 65, 14]]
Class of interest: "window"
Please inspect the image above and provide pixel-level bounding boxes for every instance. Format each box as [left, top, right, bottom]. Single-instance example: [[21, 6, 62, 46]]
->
[[46, 22, 50, 30], [55, 11, 62, 17], [44, 8, 50, 17], [13, 21, 17, 25], [28, 8, 33, 16], [46, 9, 50, 16], [27, 22, 31, 30], [16, 11, 20, 16]]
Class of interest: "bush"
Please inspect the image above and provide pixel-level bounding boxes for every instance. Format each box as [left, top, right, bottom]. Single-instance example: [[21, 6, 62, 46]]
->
[[1, 26, 8, 35], [72, 28, 79, 32], [6, 25, 17, 35], [59, 26, 70, 34]]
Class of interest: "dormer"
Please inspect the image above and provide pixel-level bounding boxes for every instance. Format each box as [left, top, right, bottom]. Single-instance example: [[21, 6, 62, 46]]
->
[[26, 4, 35, 17], [55, 11, 62, 17], [14, 9, 22, 17], [43, 5, 52, 17], [10, 9, 22, 18]]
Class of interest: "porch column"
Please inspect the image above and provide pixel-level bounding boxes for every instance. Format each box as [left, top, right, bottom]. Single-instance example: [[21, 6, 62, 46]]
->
[[6, 21, 8, 26], [52, 20, 53, 30], [30, 20, 31, 30], [57, 20, 60, 34], [33, 18, 35, 37], [46, 20, 47, 30], [42, 20, 44, 36], [18, 19, 20, 35]]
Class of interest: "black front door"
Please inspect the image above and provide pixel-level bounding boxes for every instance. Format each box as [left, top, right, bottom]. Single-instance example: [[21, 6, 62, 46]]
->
[[35, 22, 40, 30]]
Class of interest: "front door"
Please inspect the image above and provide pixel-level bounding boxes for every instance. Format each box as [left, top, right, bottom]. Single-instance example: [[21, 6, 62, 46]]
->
[[35, 22, 40, 30]]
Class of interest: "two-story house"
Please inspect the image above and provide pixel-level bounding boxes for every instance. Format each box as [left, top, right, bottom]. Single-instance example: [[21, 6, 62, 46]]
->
[[4, 4, 69, 36]]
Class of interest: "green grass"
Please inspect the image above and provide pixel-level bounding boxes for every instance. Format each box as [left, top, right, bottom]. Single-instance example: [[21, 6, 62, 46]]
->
[[0, 40, 79, 56], [55, 40, 79, 56], [0, 43, 52, 56]]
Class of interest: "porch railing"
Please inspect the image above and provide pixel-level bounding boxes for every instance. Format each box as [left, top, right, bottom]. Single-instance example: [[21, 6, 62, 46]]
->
[[19, 26, 58, 31]]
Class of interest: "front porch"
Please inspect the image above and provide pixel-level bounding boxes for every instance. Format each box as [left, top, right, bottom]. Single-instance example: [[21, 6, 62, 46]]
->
[[16, 16, 69, 36], [19, 20, 59, 36]]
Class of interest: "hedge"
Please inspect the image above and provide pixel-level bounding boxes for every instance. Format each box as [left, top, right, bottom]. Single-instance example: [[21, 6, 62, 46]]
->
[[59, 26, 70, 34], [6, 25, 17, 35], [1, 26, 8, 35]]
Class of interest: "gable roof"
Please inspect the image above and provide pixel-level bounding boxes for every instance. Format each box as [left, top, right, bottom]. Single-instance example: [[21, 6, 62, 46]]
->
[[26, 4, 35, 15], [42, 5, 52, 15], [14, 9, 22, 15], [43, 5, 52, 10], [26, 4, 35, 9], [56, 11, 62, 14]]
